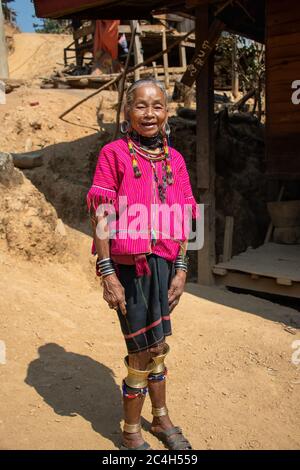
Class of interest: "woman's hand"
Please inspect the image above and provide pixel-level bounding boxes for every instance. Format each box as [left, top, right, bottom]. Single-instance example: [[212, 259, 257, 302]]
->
[[168, 270, 187, 312], [102, 273, 127, 316]]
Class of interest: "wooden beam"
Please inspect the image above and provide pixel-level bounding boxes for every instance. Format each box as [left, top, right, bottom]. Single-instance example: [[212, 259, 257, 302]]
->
[[152, 61, 158, 80], [264, 185, 285, 244], [162, 29, 170, 89], [231, 35, 239, 99], [113, 23, 136, 140], [212, 267, 227, 276], [196, 5, 216, 286], [214, 271, 300, 299], [130, 20, 143, 81], [223, 216, 234, 262]]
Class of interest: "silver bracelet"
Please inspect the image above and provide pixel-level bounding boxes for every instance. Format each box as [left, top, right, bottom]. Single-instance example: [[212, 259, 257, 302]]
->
[[96, 257, 116, 277], [174, 255, 189, 272]]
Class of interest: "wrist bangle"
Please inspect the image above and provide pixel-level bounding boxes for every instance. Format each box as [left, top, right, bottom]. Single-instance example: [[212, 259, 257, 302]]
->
[[175, 254, 189, 272], [96, 257, 116, 277]]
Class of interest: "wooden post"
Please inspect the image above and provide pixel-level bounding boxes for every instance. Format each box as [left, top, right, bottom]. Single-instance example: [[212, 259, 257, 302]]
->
[[179, 43, 187, 69], [152, 61, 158, 80], [196, 5, 216, 285], [162, 29, 170, 89], [223, 216, 234, 262], [130, 20, 143, 81], [232, 35, 239, 99], [0, 1, 9, 79]]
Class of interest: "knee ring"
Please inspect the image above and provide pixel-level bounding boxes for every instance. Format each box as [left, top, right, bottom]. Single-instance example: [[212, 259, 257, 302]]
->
[[123, 355, 155, 398]]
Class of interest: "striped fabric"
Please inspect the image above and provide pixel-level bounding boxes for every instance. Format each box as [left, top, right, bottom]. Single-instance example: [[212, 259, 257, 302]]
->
[[87, 137, 199, 262], [115, 254, 175, 353]]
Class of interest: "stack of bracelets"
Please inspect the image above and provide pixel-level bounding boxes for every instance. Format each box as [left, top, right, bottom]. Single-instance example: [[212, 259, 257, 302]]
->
[[96, 255, 188, 277], [96, 257, 116, 277], [174, 254, 189, 273]]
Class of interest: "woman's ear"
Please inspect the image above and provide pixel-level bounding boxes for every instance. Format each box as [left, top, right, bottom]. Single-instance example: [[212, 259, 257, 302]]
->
[[124, 105, 130, 121]]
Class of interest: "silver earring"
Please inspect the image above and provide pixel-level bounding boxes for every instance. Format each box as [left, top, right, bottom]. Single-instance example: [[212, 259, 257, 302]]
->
[[120, 120, 130, 134], [164, 122, 171, 136]]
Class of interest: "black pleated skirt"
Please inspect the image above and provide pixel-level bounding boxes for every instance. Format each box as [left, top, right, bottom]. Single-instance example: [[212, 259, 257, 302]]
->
[[115, 255, 175, 353]]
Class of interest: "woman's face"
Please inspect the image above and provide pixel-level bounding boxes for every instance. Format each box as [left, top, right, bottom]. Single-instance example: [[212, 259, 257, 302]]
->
[[126, 85, 168, 137]]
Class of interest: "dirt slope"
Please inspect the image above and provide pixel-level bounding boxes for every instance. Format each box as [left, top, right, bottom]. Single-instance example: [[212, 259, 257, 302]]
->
[[8, 33, 72, 80]]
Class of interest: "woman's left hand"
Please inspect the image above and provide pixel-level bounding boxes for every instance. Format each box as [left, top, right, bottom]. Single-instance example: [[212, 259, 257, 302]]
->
[[168, 270, 187, 312]]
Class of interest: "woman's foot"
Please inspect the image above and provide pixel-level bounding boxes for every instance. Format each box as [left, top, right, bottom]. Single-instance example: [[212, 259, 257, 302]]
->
[[150, 415, 192, 450], [122, 431, 146, 449], [150, 414, 174, 435]]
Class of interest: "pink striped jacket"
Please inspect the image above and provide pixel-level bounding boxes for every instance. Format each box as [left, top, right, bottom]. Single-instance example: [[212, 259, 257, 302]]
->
[[87, 138, 198, 263]]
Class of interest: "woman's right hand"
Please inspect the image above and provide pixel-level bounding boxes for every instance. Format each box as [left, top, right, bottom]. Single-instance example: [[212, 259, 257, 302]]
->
[[102, 274, 127, 316]]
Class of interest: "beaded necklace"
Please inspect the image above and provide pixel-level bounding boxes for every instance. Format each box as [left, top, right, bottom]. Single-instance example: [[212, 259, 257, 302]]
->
[[127, 133, 173, 203]]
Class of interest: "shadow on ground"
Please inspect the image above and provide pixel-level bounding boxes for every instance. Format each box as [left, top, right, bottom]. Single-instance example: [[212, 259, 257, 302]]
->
[[25, 343, 122, 449], [185, 283, 300, 328]]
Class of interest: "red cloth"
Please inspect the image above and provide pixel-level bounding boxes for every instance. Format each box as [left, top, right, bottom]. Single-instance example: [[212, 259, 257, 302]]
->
[[93, 20, 120, 60]]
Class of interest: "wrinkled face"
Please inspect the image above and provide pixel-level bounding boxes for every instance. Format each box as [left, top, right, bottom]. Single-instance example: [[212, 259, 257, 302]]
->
[[126, 85, 168, 137]]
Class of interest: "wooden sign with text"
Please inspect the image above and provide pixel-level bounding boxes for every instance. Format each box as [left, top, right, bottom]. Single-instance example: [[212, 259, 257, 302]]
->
[[181, 19, 224, 87]]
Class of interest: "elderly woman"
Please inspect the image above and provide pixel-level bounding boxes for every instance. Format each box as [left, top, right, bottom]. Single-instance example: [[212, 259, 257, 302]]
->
[[87, 78, 198, 450]]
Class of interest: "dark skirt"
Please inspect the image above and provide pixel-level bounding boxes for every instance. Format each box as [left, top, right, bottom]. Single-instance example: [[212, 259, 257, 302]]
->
[[115, 255, 175, 353]]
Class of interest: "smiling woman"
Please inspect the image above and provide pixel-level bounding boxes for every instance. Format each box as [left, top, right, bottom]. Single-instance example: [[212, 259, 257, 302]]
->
[[87, 78, 199, 450], [125, 80, 168, 138]]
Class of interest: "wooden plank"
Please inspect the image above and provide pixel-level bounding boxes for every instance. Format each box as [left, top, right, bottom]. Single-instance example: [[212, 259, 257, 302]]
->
[[251, 274, 260, 280], [179, 43, 187, 69], [119, 24, 166, 34], [152, 61, 158, 80], [266, 0, 300, 179], [181, 41, 196, 48], [130, 20, 143, 81], [212, 267, 227, 276], [196, 5, 216, 286], [231, 36, 239, 99], [264, 185, 284, 244], [277, 278, 293, 286], [223, 216, 234, 262], [215, 243, 300, 282], [268, 21, 300, 37], [162, 29, 170, 89], [214, 271, 300, 299], [267, 32, 300, 48]]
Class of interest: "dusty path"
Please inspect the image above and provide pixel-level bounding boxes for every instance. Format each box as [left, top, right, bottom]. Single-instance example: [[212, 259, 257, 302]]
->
[[0, 228, 299, 450]]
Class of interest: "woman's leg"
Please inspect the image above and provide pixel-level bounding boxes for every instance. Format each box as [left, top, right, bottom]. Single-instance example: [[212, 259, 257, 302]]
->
[[122, 350, 152, 448], [148, 342, 192, 449], [147, 342, 175, 434]]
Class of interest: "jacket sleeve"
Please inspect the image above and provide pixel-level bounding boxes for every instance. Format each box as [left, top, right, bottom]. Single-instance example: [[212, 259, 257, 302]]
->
[[179, 158, 200, 220], [86, 144, 121, 213]]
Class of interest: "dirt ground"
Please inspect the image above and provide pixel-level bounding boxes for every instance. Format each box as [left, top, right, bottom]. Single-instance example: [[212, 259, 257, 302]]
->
[[0, 32, 300, 450]]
